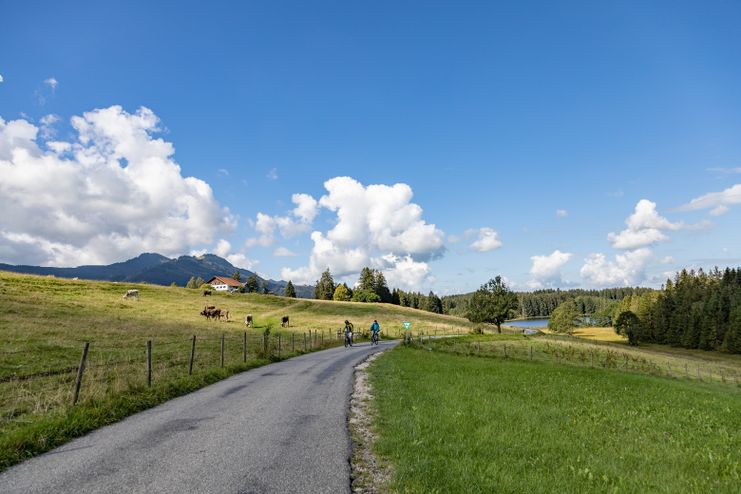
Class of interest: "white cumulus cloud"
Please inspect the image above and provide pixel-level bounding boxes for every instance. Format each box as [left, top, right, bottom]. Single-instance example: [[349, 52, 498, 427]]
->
[[0, 106, 235, 266], [528, 249, 572, 289], [280, 176, 444, 288], [247, 193, 319, 247], [580, 248, 652, 286], [680, 184, 741, 215], [608, 199, 682, 249], [469, 227, 503, 252], [556, 209, 568, 218]]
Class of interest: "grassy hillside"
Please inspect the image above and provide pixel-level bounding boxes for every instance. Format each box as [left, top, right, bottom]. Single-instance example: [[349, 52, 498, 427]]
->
[[369, 345, 741, 493], [0, 270, 470, 470]]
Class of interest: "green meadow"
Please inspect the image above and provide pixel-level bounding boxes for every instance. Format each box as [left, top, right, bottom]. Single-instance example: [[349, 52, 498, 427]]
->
[[368, 343, 741, 493]]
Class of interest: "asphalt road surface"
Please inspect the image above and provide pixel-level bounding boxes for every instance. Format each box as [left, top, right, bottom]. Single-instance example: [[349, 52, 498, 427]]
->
[[0, 340, 396, 494]]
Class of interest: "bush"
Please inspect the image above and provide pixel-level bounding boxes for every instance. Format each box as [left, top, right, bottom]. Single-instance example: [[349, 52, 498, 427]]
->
[[470, 324, 485, 335], [352, 289, 381, 303]]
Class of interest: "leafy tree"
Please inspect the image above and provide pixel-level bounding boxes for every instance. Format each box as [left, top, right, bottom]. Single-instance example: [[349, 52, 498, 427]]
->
[[186, 276, 197, 289], [615, 310, 642, 345], [333, 283, 352, 301], [232, 270, 241, 282], [352, 289, 381, 303], [548, 300, 580, 335], [245, 274, 259, 293], [314, 268, 335, 300], [466, 276, 518, 333], [284, 280, 296, 298]]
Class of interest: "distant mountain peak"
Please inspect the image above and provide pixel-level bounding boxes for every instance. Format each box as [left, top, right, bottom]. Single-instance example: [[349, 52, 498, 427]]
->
[[0, 252, 313, 298]]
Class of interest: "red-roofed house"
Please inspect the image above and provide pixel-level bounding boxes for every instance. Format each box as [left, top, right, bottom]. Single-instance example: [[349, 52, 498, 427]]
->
[[206, 276, 243, 292]]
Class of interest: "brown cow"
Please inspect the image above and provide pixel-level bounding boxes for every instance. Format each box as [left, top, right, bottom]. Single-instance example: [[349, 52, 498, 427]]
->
[[245, 314, 253, 327], [200, 306, 220, 320], [203, 289, 212, 297], [281, 315, 289, 328]]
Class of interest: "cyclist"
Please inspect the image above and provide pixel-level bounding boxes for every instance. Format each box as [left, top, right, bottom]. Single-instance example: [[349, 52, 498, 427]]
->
[[344, 320, 354, 347], [370, 319, 380, 344]]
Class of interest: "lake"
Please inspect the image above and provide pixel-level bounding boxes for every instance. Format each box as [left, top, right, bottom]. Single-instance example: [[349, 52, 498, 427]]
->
[[504, 318, 549, 328]]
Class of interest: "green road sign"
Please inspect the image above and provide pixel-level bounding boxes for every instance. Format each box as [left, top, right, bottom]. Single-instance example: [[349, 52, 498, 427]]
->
[[403, 321, 411, 330]]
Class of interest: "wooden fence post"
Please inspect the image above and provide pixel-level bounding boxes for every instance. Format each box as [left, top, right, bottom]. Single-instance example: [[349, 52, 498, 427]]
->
[[531, 345, 534, 361], [321, 332, 324, 346], [72, 342, 90, 405], [243, 332, 247, 363], [189, 335, 196, 375], [304, 332, 307, 351], [220, 334, 225, 368], [278, 334, 282, 358], [477, 341, 480, 353], [292, 333, 295, 353], [503, 345, 507, 358], [146, 340, 152, 387]]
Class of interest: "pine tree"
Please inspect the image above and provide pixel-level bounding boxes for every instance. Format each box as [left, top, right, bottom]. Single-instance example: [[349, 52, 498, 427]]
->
[[245, 274, 259, 293], [426, 291, 443, 314], [284, 280, 296, 298], [195, 277, 205, 288], [374, 271, 392, 303], [314, 268, 335, 300], [186, 276, 197, 289], [358, 267, 376, 292], [232, 270, 241, 282]]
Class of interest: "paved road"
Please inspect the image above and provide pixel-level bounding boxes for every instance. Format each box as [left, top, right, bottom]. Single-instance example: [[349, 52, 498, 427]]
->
[[0, 340, 396, 494]]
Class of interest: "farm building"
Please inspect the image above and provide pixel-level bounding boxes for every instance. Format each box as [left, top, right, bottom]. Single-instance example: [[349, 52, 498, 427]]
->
[[205, 276, 243, 292]]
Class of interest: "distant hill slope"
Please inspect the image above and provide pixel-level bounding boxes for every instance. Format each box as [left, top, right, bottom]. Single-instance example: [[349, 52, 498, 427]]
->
[[0, 253, 314, 298]]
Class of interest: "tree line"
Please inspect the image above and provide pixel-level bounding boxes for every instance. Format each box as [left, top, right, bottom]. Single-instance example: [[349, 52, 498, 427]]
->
[[609, 267, 741, 353], [443, 286, 650, 321], [311, 267, 445, 314]]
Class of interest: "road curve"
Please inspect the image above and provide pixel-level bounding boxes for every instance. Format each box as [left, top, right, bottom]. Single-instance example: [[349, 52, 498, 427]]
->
[[0, 340, 397, 494]]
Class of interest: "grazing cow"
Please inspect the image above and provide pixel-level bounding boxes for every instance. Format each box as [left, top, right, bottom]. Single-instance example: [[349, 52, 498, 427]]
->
[[245, 314, 253, 327], [200, 306, 229, 321], [203, 289, 212, 297], [281, 315, 290, 328], [123, 289, 139, 300], [200, 306, 218, 320]]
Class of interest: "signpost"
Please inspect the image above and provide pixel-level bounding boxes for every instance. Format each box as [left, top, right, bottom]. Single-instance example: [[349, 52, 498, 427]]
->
[[403, 321, 411, 343]]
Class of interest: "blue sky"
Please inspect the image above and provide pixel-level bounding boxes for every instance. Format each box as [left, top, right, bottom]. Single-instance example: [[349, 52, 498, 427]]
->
[[1, 1, 740, 293]]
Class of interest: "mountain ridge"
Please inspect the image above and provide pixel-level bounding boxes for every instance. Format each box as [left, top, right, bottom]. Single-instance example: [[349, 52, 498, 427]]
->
[[0, 253, 314, 298]]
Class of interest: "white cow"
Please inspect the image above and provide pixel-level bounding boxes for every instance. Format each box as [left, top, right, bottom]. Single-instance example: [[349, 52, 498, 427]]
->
[[123, 289, 139, 300]]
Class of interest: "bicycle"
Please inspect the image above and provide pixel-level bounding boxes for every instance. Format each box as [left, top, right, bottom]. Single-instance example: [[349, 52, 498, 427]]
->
[[371, 332, 379, 345]]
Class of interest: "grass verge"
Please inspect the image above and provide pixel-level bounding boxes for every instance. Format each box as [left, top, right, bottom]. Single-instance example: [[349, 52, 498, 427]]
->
[[369, 345, 741, 493]]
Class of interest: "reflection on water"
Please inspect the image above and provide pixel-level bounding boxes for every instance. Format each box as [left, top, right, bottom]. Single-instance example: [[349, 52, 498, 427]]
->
[[504, 318, 549, 328]]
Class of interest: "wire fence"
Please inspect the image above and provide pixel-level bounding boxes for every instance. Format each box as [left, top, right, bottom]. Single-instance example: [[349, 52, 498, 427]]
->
[[0, 327, 352, 431], [406, 335, 741, 389]]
